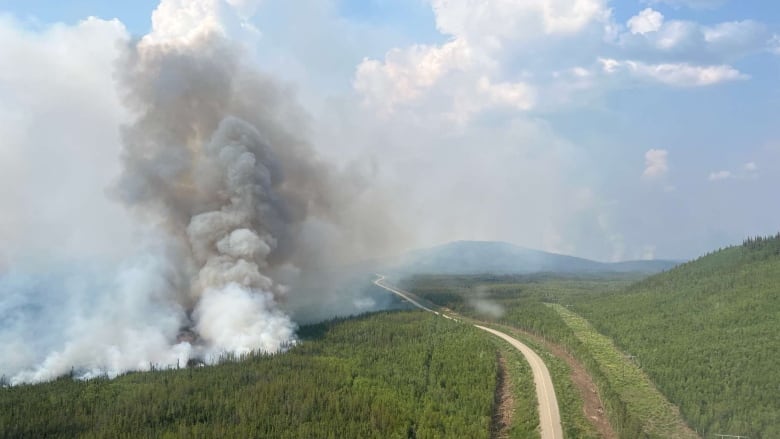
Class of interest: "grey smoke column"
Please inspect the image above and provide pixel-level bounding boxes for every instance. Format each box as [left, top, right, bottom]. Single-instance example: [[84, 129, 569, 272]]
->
[[114, 19, 331, 356], [0, 0, 409, 384]]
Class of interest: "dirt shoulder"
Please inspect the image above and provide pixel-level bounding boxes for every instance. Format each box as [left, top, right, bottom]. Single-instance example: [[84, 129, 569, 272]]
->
[[490, 353, 514, 439], [544, 337, 616, 439], [497, 324, 617, 439]]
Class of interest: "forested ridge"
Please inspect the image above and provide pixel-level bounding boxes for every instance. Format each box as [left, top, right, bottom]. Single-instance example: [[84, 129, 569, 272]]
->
[[573, 234, 780, 438], [1, 312, 504, 439]]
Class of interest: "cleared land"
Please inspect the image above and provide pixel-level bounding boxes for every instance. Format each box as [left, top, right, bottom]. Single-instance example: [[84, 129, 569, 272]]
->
[[551, 304, 698, 439]]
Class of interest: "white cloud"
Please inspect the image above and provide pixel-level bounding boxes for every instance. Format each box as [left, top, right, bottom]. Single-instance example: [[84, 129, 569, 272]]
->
[[628, 8, 664, 35], [708, 170, 732, 181], [600, 58, 747, 86], [356, 0, 767, 120], [144, 0, 224, 45], [704, 21, 762, 46], [654, 20, 698, 50], [144, 0, 263, 47], [643, 149, 669, 178], [707, 162, 759, 182], [353, 38, 482, 114], [354, 0, 616, 120], [344, 0, 774, 262], [353, 37, 537, 120], [619, 18, 769, 60], [476, 76, 536, 110], [429, 0, 611, 45], [600, 58, 621, 73]]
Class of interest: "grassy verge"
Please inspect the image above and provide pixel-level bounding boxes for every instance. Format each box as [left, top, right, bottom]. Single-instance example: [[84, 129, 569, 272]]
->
[[400, 277, 606, 438], [486, 324, 601, 439], [550, 304, 698, 439], [489, 340, 540, 439]]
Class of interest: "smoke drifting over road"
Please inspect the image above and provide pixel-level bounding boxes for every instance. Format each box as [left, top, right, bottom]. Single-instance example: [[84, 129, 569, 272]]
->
[[0, 0, 399, 384]]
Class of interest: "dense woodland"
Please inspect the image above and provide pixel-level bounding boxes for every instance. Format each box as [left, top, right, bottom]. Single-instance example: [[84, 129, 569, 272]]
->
[[404, 274, 658, 438], [405, 235, 780, 438], [4, 236, 777, 438], [574, 235, 780, 438], [1, 312, 503, 439]]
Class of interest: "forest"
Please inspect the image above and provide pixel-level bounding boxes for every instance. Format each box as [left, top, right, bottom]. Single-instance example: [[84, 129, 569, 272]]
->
[[4, 236, 777, 438], [1, 311, 512, 439], [404, 234, 780, 438], [402, 274, 670, 438], [573, 234, 780, 438]]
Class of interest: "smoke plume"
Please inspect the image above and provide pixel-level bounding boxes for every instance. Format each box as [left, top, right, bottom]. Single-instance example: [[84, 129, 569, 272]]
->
[[0, 0, 401, 384], [467, 286, 505, 319]]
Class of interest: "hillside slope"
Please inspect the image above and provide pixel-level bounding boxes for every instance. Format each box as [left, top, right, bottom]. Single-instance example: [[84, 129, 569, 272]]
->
[[1, 312, 503, 438], [389, 241, 678, 276], [573, 235, 780, 438]]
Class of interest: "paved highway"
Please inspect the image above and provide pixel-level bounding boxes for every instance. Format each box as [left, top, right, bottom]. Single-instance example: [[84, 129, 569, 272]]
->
[[373, 275, 564, 439]]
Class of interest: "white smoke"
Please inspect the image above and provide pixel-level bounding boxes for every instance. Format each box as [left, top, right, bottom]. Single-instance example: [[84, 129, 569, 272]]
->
[[0, 0, 402, 385], [467, 286, 505, 319], [2, 248, 194, 384]]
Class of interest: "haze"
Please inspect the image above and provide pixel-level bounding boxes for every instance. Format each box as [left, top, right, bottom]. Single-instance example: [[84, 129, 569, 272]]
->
[[2, 0, 778, 266], [0, 0, 778, 384]]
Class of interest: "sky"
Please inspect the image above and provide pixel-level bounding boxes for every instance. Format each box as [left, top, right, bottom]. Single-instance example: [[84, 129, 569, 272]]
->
[[1, 0, 779, 263]]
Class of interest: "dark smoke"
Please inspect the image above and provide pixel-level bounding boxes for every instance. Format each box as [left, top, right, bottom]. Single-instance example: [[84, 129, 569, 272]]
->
[[113, 7, 373, 359], [0, 0, 405, 384]]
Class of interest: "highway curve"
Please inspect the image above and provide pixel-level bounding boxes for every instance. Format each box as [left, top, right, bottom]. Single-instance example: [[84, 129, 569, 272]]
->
[[374, 275, 564, 439]]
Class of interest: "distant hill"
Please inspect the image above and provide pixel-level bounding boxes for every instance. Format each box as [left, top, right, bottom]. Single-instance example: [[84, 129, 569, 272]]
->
[[574, 234, 780, 438], [385, 240, 678, 275]]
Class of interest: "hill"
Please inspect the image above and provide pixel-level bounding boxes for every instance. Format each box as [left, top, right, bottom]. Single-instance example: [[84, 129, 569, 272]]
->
[[1, 311, 505, 438], [573, 234, 780, 438], [387, 240, 678, 276]]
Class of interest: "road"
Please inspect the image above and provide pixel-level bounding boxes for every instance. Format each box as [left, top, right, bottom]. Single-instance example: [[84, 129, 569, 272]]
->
[[373, 275, 564, 439]]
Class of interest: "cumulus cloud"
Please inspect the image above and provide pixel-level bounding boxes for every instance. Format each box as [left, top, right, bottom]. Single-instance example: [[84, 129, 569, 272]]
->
[[628, 8, 664, 35], [353, 38, 537, 120], [643, 149, 669, 179], [477, 77, 536, 110], [356, 0, 767, 121], [354, 0, 615, 120], [353, 39, 480, 114], [743, 162, 758, 172]]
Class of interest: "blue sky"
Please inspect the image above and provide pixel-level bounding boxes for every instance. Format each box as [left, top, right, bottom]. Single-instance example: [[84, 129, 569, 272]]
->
[[0, 0, 158, 34], [6, 0, 780, 35], [1, 0, 779, 261]]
